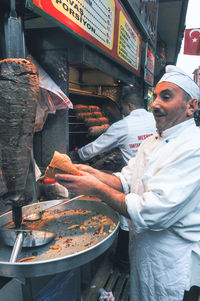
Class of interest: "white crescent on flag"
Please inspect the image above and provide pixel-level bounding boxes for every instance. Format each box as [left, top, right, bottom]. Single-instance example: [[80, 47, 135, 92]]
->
[[189, 29, 200, 38]]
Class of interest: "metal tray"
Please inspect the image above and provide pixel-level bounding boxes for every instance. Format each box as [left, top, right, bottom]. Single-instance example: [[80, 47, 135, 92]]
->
[[0, 199, 119, 278]]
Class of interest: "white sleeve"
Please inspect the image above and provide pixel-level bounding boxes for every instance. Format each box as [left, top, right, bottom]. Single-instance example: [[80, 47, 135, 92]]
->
[[126, 147, 200, 234], [78, 120, 127, 161], [113, 157, 137, 194]]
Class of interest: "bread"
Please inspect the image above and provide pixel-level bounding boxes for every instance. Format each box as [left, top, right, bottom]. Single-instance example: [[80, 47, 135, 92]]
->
[[88, 105, 101, 112], [88, 124, 109, 136], [76, 111, 103, 120], [76, 112, 93, 120], [74, 104, 101, 113], [44, 151, 81, 178], [85, 117, 109, 127], [74, 104, 89, 113], [91, 111, 102, 118]]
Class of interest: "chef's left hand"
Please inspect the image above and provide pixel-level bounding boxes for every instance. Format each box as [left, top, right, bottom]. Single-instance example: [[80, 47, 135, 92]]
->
[[55, 171, 102, 196]]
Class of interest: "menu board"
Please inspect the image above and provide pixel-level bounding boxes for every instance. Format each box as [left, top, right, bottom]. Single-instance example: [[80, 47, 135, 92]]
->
[[31, 0, 141, 75], [144, 44, 155, 86], [117, 11, 140, 71], [51, 0, 115, 50]]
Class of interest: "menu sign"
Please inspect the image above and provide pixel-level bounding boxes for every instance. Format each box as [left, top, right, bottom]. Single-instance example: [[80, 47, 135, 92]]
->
[[30, 0, 141, 74], [117, 11, 140, 71], [144, 43, 155, 86], [51, 0, 115, 50], [144, 68, 154, 86]]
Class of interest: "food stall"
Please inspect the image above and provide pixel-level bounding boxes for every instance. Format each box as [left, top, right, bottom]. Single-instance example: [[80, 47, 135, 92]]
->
[[0, 0, 188, 300]]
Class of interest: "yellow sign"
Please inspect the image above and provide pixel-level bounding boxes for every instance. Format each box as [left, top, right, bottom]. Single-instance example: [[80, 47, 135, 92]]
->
[[52, 0, 115, 50], [117, 11, 140, 70]]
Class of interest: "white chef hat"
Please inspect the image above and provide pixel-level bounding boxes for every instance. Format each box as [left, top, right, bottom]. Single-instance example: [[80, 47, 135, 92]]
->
[[159, 65, 200, 100]]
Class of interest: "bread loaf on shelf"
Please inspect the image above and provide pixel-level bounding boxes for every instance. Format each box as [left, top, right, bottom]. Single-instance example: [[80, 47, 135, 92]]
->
[[74, 104, 89, 113], [88, 124, 110, 136], [76, 111, 103, 120], [74, 104, 101, 113], [85, 117, 109, 127], [88, 105, 101, 112]]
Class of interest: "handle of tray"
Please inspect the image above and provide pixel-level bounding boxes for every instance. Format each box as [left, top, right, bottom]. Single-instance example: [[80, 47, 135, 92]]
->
[[10, 232, 24, 263]]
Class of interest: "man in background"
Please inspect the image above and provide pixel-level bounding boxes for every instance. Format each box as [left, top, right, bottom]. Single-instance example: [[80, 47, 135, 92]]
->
[[71, 92, 156, 166]]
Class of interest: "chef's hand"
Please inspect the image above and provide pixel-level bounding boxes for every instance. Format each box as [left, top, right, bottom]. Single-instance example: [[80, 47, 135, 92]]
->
[[74, 164, 119, 188], [74, 164, 97, 175], [55, 171, 102, 196]]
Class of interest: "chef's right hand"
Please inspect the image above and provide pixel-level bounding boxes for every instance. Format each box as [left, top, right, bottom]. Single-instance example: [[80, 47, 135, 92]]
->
[[55, 171, 102, 196], [74, 164, 98, 177]]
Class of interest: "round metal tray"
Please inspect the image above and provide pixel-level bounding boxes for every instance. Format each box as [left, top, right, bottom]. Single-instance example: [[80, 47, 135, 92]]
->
[[0, 199, 119, 278]]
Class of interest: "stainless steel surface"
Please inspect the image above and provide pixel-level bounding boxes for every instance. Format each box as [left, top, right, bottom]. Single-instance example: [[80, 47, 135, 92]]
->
[[10, 231, 23, 263], [0, 228, 56, 248], [0, 199, 119, 278], [23, 194, 84, 222], [0, 228, 55, 262]]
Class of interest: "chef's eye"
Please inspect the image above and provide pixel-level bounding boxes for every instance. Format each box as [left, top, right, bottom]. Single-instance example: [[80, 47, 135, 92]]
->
[[162, 94, 171, 101]]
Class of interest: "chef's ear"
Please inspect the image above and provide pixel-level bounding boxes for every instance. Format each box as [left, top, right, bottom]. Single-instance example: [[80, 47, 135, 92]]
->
[[128, 103, 135, 111], [186, 98, 198, 117]]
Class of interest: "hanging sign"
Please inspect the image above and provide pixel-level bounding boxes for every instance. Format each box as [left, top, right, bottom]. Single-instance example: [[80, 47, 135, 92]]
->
[[117, 10, 141, 71], [52, 0, 115, 50], [144, 43, 155, 86], [29, 0, 141, 74]]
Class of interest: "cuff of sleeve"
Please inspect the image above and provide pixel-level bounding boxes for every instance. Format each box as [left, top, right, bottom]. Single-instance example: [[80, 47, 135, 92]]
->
[[125, 193, 148, 233], [77, 149, 85, 161], [113, 172, 130, 194]]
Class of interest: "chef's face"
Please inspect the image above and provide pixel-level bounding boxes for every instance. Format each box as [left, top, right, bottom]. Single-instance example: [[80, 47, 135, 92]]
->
[[151, 82, 195, 133]]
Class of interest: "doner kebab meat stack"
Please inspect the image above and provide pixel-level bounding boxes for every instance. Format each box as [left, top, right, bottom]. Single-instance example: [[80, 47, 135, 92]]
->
[[0, 58, 39, 228]]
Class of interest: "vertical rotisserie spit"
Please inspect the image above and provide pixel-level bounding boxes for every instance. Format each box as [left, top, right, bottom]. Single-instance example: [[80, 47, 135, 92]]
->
[[0, 58, 39, 228]]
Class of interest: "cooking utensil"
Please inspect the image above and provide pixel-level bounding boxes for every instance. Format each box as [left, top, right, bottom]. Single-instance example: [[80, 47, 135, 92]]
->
[[0, 228, 55, 263], [23, 194, 84, 222]]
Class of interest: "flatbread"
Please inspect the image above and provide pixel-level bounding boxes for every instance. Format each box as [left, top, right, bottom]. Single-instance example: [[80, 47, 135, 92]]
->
[[44, 151, 81, 178]]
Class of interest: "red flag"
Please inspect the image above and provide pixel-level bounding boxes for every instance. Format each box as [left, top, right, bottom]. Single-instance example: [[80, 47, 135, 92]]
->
[[184, 28, 200, 55]]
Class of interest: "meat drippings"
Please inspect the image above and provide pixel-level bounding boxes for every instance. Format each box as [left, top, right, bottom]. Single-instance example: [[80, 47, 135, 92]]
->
[[4, 208, 116, 262]]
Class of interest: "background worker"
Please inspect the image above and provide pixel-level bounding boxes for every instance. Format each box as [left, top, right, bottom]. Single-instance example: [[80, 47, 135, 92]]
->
[[71, 92, 156, 166], [70, 91, 156, 269], [56, 65, 200, 300]]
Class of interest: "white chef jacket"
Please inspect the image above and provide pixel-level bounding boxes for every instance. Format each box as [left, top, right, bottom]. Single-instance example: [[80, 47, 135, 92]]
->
[[78, 109, 156, 164], [115, 118, 200, 301], [79, 109, 156, 231]]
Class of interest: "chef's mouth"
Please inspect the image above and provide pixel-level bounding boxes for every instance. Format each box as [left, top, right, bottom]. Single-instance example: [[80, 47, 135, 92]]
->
[[153, 109, 166, 117], [154, 114, 165, 118]]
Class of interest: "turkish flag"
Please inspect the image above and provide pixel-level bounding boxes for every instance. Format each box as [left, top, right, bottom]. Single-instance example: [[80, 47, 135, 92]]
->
[[184, 28, 200, 55]]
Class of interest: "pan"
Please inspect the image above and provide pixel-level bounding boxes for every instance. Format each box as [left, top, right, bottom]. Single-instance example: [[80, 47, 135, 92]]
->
[[0, 199, 119, 278], [0, 229, 55, 263]]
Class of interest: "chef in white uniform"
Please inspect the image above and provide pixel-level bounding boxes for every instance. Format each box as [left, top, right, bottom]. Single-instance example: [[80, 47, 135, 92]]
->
[[56, 65, 200, 301]]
